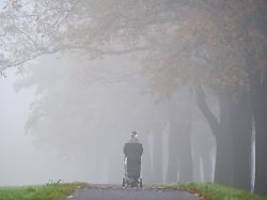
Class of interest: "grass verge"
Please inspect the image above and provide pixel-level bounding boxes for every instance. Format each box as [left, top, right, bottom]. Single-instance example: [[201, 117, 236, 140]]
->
[[0, 183, 84, 200], [163, 183, 267, 200]]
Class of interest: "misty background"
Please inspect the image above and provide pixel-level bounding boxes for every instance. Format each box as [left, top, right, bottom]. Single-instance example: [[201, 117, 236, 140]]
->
[[0, 0, 266, 197], [0, 53, 217, 186]]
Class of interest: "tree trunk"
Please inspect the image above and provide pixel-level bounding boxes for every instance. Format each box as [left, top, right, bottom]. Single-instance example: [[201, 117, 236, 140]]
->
[[177, 104, 193, 182], [177, 128, 193, 182], [197, 88, 253, 190], [166, 93, 193, 183], [152, 130, 163, 183], [251, 71, 267, 196], [231, 91, 252, 191], [201, 151, 213, 182], [196, 87, 234, 186], [166, 119, 179, 182], [140, 134, 153, 183], [254, 109, 267, 196], [214, 92, 235, 186]]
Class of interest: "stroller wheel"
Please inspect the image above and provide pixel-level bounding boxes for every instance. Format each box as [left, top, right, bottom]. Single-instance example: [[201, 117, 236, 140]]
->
[[139, 178, 143, 188], [122, 178, 126, 187]]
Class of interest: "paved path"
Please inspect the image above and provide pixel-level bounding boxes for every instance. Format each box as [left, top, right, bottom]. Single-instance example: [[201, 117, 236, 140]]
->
[[66, 185, 199, 200]]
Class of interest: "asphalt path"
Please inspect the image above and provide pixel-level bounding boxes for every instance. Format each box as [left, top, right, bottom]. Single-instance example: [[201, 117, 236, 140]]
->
[[66, 185, 199, 200]]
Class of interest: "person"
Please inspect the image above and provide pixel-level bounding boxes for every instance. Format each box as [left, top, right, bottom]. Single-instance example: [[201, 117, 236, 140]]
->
[[123, 131, 143, 180]]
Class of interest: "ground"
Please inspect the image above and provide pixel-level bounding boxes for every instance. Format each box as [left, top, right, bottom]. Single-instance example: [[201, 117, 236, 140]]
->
[[1, 183, 267, 200], [67, 184, 198, 200]]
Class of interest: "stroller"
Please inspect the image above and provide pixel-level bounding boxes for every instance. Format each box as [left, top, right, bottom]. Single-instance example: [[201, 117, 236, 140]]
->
[[122, 157, 143, 188]]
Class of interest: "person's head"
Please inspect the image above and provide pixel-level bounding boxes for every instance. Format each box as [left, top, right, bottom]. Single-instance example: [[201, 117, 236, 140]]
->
[[131, 131, 137, 138]]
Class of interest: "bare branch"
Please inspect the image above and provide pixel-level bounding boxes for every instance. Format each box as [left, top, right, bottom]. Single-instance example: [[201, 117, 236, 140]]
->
[[0, 45, 150, 72], [195, 85, 220, 136]]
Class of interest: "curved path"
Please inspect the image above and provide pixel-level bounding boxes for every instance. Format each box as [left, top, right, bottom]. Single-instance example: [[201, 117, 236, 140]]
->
[[66, 184, 199, 200]]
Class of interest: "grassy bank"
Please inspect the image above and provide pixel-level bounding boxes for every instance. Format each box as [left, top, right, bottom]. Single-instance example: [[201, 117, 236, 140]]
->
[[164, 183, 267, 200], [0, 183, 83, 200]]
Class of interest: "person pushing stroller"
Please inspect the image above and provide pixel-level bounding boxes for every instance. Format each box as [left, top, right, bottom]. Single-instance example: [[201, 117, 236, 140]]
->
[[123, 131, 143, 188]]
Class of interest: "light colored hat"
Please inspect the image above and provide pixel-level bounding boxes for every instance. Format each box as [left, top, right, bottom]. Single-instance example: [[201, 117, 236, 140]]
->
[[131, 131, 137, 137]]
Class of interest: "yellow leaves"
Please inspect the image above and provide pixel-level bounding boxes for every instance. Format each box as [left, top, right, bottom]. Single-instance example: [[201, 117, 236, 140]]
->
[[175, 8, 218, 46], [209, 63, 250, 91], [10, 0, 22, 11]]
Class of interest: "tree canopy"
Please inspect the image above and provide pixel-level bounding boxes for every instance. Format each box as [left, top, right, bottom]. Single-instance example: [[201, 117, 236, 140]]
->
[[1, 0, 266, 92]]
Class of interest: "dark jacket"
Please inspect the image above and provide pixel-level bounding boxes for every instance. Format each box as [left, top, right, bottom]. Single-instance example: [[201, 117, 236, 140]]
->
[[123, 139, 143, 161]]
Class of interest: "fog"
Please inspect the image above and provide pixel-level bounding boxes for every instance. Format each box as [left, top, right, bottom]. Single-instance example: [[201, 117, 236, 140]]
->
[[0, 0, 266, 196], [0, 69, 90, 186], [0, 54, 216, 186]]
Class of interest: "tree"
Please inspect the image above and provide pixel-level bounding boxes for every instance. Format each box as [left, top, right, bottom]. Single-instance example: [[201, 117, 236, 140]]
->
[[15, 53, 170, 183], [2, 0, 267, 193]]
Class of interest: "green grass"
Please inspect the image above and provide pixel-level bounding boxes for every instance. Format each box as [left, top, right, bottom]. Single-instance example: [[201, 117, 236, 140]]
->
[[2, 182, 266, 200], [163, 183, 267, 200], [0, 183, 84, 200]]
